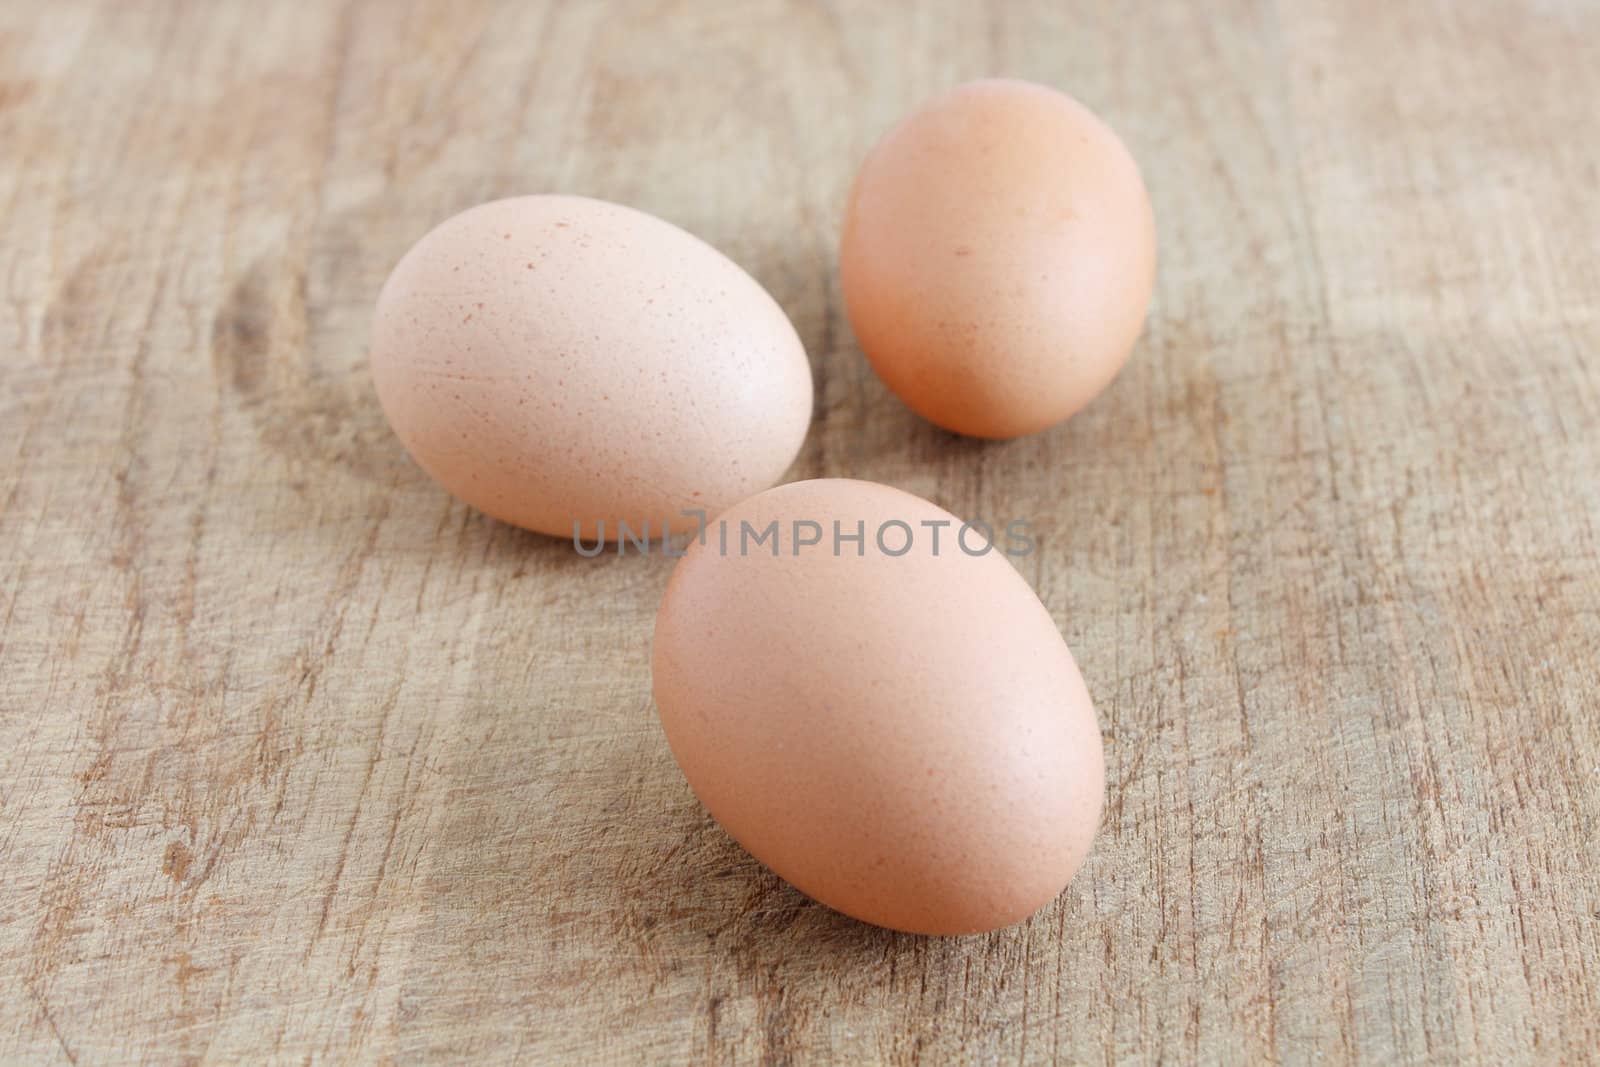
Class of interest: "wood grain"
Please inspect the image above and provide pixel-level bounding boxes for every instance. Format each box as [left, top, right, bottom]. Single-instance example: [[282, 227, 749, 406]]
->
[[3, 1, 1598, 1062]]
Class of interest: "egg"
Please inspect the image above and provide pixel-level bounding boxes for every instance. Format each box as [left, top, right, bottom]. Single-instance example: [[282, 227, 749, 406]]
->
[[840, 79, 1156, 439], [370, 195, 814, 540], [651, 478, 1105, 935]]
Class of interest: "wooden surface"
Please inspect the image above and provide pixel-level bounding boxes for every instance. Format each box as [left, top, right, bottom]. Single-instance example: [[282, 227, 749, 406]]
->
[[3, 1, 1598, 1062]]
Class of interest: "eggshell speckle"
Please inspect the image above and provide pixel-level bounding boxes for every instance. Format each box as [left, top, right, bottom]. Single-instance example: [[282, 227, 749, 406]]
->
[[371, 195, 814, 539], [651, 478, 1106, 936], [841, 79, 1156, 439]]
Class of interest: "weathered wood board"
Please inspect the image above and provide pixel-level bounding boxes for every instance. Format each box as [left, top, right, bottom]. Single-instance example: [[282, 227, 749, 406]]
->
[[2, 1, 1598, 1062]]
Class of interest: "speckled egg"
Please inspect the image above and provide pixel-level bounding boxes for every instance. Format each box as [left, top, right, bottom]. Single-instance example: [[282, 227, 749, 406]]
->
[[841, 79, 1156, 439], [370, 195, 814, 540], [652, 478, 1106, 935]]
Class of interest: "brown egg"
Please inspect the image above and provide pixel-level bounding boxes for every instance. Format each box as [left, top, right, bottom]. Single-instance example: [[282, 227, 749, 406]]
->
[[840, 79, 1156, 439], [652, 479, 1105, 935], [371, 196, 813, 540]]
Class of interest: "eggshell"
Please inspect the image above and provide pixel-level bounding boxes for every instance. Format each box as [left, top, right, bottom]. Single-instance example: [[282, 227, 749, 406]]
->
[[651, 478, 1105, 935], [840, 79, 1156, 439], [371, 195, 814, 539]]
